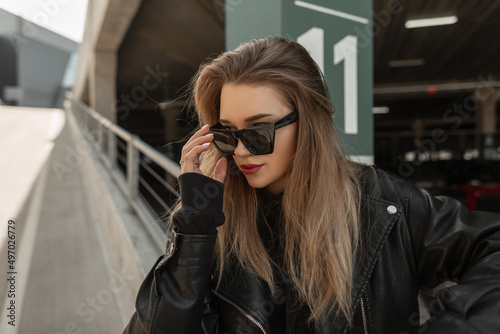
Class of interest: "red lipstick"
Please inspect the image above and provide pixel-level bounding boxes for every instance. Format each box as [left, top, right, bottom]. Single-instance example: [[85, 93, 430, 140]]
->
[[240, 164, 263, 175]]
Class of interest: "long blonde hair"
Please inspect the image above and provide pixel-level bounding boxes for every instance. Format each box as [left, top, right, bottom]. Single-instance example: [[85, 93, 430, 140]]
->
[[173, 37, 362, 324]]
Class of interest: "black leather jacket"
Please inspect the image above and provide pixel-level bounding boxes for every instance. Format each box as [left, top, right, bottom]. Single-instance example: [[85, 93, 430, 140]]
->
[[123, 168, 500, 333]]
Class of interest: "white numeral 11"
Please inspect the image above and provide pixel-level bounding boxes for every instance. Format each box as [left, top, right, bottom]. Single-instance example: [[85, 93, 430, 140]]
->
[[298, 29, 359, 134]]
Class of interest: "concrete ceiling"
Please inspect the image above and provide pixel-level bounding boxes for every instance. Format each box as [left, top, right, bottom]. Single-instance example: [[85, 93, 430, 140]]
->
[[117, 0, 224, 106], [115, 0, 500, 105], [374, 0, 500, 99]]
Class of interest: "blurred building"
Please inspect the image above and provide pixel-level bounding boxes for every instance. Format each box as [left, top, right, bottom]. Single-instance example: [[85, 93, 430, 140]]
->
[[0, 8, 78, 108]]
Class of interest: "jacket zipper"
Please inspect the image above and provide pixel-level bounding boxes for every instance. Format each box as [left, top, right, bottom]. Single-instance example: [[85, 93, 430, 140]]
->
[[155, 230, 178, 270], [360, 297, 368, 334], [213, 290, 267, 334]]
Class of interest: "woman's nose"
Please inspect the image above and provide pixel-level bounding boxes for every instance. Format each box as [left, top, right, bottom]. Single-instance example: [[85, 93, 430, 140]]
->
[[234, 138, 251, 157]]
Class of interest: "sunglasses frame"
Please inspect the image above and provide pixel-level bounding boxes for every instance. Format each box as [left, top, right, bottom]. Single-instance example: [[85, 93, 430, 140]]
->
[[209, 110, 298, 155]]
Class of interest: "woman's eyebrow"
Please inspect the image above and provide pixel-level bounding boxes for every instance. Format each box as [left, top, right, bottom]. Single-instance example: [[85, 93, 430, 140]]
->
[[219, 113, 274, 124]]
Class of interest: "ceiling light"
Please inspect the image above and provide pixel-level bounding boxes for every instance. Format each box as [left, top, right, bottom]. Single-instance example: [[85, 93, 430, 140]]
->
[[372, 107, 390, 114], [405, 16, 458, 29], [388, 59, 425, 68]]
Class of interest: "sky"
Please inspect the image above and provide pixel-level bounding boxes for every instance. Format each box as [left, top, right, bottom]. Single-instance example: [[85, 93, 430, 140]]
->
[[0, 0, 89, 42]]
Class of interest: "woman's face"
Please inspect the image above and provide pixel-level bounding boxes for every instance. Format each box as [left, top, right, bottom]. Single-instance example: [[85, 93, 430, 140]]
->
[[219, 83, 298, 195]]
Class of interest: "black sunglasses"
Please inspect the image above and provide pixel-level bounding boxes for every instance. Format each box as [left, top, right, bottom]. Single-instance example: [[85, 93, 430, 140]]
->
[[209, 111, 298, 155]]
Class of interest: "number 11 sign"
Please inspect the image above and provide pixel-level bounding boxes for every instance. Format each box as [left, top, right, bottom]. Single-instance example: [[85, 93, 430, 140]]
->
[[288, 1, 373, 162]]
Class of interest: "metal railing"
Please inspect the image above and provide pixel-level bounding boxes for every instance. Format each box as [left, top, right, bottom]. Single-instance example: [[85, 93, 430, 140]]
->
[[68, 96, 181, 251]]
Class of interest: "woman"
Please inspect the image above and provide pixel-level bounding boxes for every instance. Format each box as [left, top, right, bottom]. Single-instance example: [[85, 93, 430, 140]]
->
[[124, 37, 500, 333]]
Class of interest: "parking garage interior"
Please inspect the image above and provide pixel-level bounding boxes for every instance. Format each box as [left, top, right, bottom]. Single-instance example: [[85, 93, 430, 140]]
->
[[74, 0, 500, 213]]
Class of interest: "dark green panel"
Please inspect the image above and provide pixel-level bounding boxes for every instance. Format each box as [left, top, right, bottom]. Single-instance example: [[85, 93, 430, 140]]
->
[[225, 0, 282, 51]]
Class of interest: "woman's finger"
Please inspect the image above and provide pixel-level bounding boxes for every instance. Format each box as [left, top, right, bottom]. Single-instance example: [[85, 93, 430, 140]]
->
[[184, 124, 210, 148], [180, 142, 211, 174], [182, 133, 213, 158]]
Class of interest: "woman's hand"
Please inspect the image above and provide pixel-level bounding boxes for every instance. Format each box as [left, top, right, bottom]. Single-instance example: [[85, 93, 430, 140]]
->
[[180, 124, 227, 183]]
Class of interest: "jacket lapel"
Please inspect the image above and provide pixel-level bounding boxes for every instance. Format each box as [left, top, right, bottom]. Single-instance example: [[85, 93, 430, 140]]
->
[[311, 196, 403, 334], [212, 196, 402, 334]]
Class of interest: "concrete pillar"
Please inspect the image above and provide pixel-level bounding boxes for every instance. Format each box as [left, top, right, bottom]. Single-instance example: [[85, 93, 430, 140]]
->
[[74, 0, 142, 121], [89, 51, 117, 122], [475, 88, 500, 159]]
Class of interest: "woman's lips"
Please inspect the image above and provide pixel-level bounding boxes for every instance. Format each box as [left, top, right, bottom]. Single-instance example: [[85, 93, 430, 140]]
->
[[239, 164, 264, 175]]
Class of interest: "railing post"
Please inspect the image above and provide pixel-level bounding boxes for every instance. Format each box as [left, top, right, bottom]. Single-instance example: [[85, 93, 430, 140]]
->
[[107, 128, 116, 169], [86, 109, 91, 134], [97, 121, 104, 154], [127, 135, 140, 200]]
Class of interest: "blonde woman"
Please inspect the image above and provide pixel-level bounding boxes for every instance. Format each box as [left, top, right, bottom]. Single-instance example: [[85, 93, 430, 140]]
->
[[124, 37, 500, 333]]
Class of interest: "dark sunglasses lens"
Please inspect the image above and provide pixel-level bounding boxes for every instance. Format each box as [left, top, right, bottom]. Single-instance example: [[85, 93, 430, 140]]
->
[[212, 131, 236, 154], [241, 129, 272, 155]]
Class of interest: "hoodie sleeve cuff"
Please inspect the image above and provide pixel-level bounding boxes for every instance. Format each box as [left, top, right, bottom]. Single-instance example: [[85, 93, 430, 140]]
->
[[172, 173, 225, 235]]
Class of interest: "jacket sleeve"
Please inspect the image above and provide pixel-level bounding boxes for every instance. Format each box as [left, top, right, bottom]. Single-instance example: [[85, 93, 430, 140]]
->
[[123, 173, 224, 334], [405, 183, 500, 333]]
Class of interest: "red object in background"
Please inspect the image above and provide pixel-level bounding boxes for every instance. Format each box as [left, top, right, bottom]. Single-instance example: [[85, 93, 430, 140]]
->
[[426, 87, 438, 94], [453, 184, 500, 211]]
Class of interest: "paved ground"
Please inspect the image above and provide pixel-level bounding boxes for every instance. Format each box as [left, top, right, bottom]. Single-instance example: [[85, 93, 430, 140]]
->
[[0, 106, 126, 333]]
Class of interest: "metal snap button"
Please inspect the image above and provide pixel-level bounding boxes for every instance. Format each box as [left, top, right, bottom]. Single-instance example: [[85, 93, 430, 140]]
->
[[387, 205, 397, 215]]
